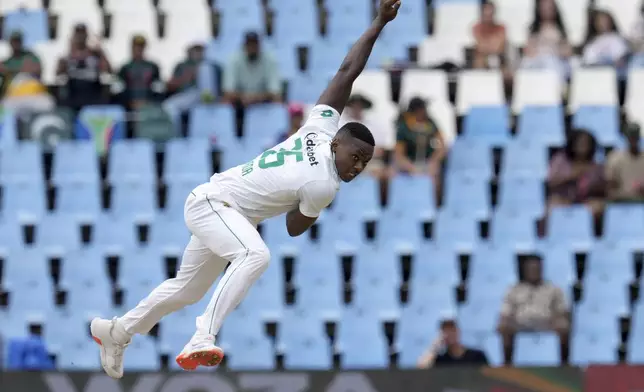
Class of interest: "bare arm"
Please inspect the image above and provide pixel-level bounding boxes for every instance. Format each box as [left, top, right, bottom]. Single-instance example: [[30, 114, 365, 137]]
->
[[285, 208, 317, 237], [316, 0, 400, 114]]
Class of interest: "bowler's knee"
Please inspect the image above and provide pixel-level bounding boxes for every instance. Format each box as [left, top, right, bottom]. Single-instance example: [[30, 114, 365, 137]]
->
[[247, 245, 271, 273]]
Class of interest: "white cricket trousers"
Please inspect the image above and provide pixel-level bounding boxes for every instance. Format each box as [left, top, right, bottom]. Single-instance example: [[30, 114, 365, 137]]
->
[[119, 184, 270, 337]]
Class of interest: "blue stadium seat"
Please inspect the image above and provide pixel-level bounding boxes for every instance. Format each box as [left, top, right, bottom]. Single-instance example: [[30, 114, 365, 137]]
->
[[51, 141, 100, 186], [366, 38, 410, 68], [396, 305, 441, 368], [294, 245, 343, 319], [377, 212, 424, 245], [92, 213, 138, 252], [237, 251, 285, 319], [188, 104, 236, 149], [412, 242, 460, 289], [0, 111, 18, 149], [74, 106, 126, 151], [582, 275, 629, 313], [458, 299, 500, 336], [318, 213, 367, 245], [0, 141, 42, 184], [273, 1, 317, 47], [0, 217, 22, 255], [380, 0, 427, 47], [309, 39, 347, 75], [288, 71, 333, 103], [243, 104, 289, 149], [573, 105, 620, 145], [147, 214, 191, 253], [219, 142, 262, 171], [446, 140, 493, 179], [546, 205, 593, 249], [37, 213, 82, 254], [271, 43, 298, 77], [386, 175, 436, 221], [43, 310, 93, 354], [627, 330, 644, 363], [603, 204, 644, 248], [326, 0, 371, 43], [163, 181, 197, 218], [216, 2, 263, 42], [571, 331, 618, 366], [220, 310, 275, 370], [3, 249, 54, 316], [124, 336, 159, 371], [337, 307, 389, 369], [443, 175, 490, 220], [462, 106, 511, 146], [541, 246, 576, 291], [502, 140, 548, 179], [574, 301, 621, 336], [56, 338, 101, 370], [482, 333, 504, 366], [59, 248, 111, 307], [2, 181, 46, 223], [490, 210, 536, 250], [330, 175, 380, 221], [119, 247, 166, 297], [262, 214, 312, 249], [497, 177, 545, 218], [517, 106, 565, 147], [352, 245, 400, 317], [107, 139, 155, 186], [586, 242, 634, 284], [3, 10, 48, 46], [55, 182, 101, 222], [111, 182, 157, 223], [278, 308, 332, 370], [514, 332, 560, 366], [434, 210, 479, 251], [164, 138, 211, 185], [469, 244, 517, 297]]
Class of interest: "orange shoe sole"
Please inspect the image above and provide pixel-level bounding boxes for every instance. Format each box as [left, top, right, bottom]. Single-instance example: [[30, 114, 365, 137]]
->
[[175, 347, 224, 371]]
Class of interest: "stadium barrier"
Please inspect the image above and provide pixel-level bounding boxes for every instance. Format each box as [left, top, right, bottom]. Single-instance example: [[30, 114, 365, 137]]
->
[[1, 367, 586, 392]]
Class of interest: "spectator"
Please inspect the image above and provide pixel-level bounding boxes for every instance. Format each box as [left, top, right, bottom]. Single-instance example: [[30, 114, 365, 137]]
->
[[6, 332, 54, 370], [395, 97, 447, 199], [164, 43, 216, 116], [520, 0, 571, 79], [223, 32, 281, 106], [274, 102, 304, 144], [340, 94, 390, 179], [547, 129, 606, 220], [472, 2, 507, 69], [582, 10, 629, 67], [56, 24, 111, 112], [417, 319, 489, 368], [114, 35, 163, 110], [497, 255, 570, 364], [1, 30, 53, 117], [606, 123, 644, 202], [628, 5, 644, 67]]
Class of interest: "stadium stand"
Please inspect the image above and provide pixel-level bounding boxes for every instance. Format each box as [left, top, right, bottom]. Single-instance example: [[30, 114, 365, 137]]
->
[[1, 0, 644, 372]]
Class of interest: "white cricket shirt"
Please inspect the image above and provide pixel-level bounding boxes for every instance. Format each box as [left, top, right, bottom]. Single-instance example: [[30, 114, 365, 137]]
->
[[208, 104, 342, 225]]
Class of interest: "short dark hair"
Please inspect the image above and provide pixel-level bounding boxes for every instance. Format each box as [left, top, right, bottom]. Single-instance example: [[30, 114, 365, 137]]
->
[[338, 122, 375, 146], [440, 319, 457, 329], [564, 128, 597, 162]]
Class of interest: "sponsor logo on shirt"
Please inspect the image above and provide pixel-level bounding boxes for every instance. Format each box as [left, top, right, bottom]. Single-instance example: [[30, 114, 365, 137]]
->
[[304, 132, 319, 166]]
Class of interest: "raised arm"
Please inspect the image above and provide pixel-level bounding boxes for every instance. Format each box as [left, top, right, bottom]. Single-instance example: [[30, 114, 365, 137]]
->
[[316, 0, 400, 114]]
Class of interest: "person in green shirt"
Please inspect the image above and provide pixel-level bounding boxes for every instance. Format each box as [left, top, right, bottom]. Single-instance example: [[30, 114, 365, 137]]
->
[[115, 35, 163, 110], [0, 31, 42, 96], [395, 97, 447, 199]]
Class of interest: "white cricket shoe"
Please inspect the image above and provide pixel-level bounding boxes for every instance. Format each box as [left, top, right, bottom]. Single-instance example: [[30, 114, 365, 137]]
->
[[175, 334, 224, 371], [90, 317, 130, 379]]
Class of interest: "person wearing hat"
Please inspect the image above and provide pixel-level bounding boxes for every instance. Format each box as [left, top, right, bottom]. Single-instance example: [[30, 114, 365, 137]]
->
[[223, 31, 281, 106], [606, 122, 644, 201], [417, 318, 488, 368], [115, 34, 162, 110], [56, 23, 112, 111], [395, 96, 447, 199]]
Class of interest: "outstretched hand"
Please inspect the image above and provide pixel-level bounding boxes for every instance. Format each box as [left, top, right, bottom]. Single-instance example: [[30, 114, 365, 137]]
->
[[377, 0, 401, 24]]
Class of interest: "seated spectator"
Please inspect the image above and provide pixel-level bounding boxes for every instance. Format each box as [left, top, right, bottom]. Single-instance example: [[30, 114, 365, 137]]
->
[[497, 255, 569, 364], [547, 129, 606, 220], [417, 318, 489, 368], [472, 2, 507, 69], [395, 97, 447, 199], [582, 10, 629, 67], [223, 32, 281, 106], [340, 94, 390, 179], [520, 0, 571, 80], [56, 24, 111, 113], [114, 35, 163, 110], [628, 6, 644, 67], [606, 123, 644, 202], [1, 30, 53, 117], [274, 102, 304, 145], [164, 43, 216, 116]]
